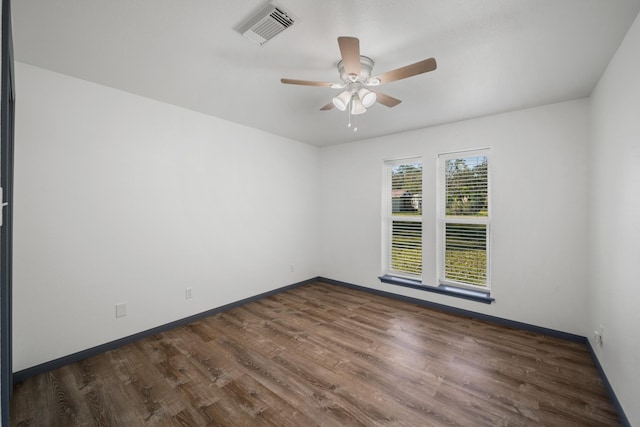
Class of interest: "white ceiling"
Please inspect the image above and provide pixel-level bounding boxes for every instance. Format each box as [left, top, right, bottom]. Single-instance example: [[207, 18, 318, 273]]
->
[[11, 0, 640, 147]]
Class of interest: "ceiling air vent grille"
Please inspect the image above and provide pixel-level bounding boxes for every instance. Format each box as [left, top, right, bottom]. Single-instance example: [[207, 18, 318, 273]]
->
[[238, 3, 296, 45]]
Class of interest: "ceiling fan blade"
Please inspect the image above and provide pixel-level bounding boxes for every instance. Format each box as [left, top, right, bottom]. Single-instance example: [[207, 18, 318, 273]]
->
[[338, 36, 361, 76], [280, 78, 334, 87], [374, 58, 437, 84], [372, 91, 402, 107], [320, 102, 335, 111]]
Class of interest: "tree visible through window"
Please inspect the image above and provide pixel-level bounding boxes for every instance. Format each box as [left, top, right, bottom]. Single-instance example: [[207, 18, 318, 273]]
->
[[385, 160, 423, 278], [439, 151, 490, 288]]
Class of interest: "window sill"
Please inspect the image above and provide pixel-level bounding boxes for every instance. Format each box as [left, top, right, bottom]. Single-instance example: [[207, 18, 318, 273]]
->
[[378, 275, 494, 304]]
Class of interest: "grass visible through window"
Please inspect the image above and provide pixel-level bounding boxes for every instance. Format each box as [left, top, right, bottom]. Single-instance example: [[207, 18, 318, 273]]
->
[[445, 249, 487, 286], [390, 162, 422, 277], [391, 221, 422, 275]]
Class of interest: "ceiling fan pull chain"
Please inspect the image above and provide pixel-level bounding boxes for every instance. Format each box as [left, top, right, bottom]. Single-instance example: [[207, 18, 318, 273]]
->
[[280, 37, 437, 130], [350, 94, 358, 132]]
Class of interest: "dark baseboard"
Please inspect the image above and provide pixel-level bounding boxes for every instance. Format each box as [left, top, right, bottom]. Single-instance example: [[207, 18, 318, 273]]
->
[[585, 341, 630, 427], [317, 276, 630, 425], [318, 277, 585, 342], [12, 278, 317, 384], [12, 275, 630, 425]]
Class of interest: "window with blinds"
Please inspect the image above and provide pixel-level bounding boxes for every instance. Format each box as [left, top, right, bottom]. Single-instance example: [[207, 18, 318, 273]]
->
[[384, 159, 423, 279], [438, 150, 490, 289]]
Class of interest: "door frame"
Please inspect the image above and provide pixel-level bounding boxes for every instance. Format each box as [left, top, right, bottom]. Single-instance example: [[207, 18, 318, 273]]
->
[[1, 0, 15, 424]]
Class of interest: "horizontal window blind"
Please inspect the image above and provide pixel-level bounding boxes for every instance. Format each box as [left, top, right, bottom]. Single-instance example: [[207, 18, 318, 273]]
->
[[439, 151, 490, 289], [444, 155, 488, 217], [391, 220, 422, 275], [386, 160, 422, 278], [444, 223, 487, 286]]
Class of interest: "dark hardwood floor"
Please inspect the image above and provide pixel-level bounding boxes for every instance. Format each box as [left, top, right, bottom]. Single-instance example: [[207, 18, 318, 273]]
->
[[10, 282, 620, 426]]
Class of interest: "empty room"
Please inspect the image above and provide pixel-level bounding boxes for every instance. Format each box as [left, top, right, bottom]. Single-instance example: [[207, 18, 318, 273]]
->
[[1, 0, 639, 425]]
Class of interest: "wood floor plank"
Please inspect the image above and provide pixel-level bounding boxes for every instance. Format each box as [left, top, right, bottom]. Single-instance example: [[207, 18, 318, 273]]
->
[[10, 282, 621, 426]]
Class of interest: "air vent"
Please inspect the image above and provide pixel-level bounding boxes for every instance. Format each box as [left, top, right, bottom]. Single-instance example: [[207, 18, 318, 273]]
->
[[237, 2, 296, 45]]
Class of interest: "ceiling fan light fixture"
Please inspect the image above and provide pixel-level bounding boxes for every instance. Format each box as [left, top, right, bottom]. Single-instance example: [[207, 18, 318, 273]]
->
[[332, 90, 351, 111], [358, 88, 377, 108], [351, 97, 367, 115], [280, 36, 437, 133]]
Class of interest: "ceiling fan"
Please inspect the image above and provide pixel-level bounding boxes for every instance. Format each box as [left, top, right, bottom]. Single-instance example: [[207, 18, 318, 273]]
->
[[281, 36, 437, 128]]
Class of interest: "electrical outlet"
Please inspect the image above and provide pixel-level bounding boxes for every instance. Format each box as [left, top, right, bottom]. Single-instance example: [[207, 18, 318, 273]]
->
[[290, 264, 295, 273], [115, 302, 127, 318], [185, 287, 193, 300]]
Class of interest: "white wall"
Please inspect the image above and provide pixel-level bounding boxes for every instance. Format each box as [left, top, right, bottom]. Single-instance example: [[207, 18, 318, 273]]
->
[[10, 26, 639, 422], [12, 62, 320, 371], [589, 11, 640, 427], [320, 99, 590, 335]]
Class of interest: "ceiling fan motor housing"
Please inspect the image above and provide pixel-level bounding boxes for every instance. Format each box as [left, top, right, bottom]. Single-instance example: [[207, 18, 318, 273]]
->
[[280, 36, 436, 113], [337, 56, 374, 83]]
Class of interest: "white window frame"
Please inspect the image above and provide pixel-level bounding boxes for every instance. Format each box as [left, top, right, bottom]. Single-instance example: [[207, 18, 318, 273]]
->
[[437, 148, 491, 291], [382, 157, 423, 281]]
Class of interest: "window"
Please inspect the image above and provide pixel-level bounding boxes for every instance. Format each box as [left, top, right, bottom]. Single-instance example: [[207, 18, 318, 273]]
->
[[438, 149, 490, 290], [383, 159, 423, 279]]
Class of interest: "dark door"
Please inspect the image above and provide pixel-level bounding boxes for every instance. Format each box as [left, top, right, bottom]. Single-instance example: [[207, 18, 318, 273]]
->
[[1, 0, 15, 424]]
